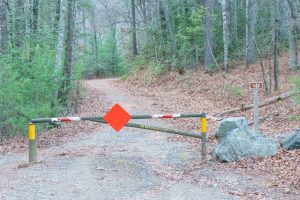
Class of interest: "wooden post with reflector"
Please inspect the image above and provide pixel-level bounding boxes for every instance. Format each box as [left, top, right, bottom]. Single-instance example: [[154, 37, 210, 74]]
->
[[201, 115, 207, 162], [28, 123, 37, 163]]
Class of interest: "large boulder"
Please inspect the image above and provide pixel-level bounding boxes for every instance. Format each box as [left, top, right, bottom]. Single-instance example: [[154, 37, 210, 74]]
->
[[215, 117, 249, 140], [213, 129, 278, 162], [280, 129, 300, 150]]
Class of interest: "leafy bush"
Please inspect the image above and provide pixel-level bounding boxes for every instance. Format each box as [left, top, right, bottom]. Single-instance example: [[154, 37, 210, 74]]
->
[[288, 113, 300, 121], [224, 84, 243, 98], [0, 46, 60, 137]]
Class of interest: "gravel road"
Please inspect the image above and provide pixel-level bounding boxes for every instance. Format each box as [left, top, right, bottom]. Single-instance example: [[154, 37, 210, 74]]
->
[[0, 79, 294, 200]]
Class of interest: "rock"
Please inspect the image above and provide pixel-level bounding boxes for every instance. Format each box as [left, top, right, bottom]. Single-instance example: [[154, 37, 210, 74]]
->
[[213, 129, 278, 162], [215, 117, 249, 140], [280, 129, 300, 150], [275, 133, 286, 143]]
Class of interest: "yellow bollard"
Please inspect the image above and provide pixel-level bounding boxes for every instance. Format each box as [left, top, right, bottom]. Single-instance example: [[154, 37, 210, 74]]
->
[[201, 117, 207, 163], [28, 123, 37, 163]]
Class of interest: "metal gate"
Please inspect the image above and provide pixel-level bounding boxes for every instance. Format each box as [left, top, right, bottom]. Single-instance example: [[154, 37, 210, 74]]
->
[[28, 112, 207, 163]]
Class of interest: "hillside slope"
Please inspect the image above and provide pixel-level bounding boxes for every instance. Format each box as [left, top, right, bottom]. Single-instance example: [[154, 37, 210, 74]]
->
[[117, 56, 300, 191]]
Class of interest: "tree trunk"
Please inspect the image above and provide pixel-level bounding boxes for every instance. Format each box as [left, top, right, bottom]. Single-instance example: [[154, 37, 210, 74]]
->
[[6, 1, 13, 45], [270, 1, 280, 90], [82, 8, 87, 67], [54, 0, 61, 33], [246, 0, 256, 67], [149, 0, 159, 63], [15, 0, 25, 48], [0, 0, 8, 55], [286, 0, 299, 70], [140, 0, 147, 23], [221, 0, 229, 71], [29, 0, 39, 66], [111, 22, 117, 75], [89, 6, 99, 72], [93, 27, 99, 68], [32, 0, 39, 35], [55, 0, 67, 71], [278, 0, 288, 42], [273, 20, 279, 90], [183, 0, 189, 16], [159, 0, 167, 61], [164, 2, 177, 66], [214, 90, 299, 117], [62, 0, 75, 109], [131, 0, 138, 57], [230, 0, 237, 43], [203, 0, 214, 71]]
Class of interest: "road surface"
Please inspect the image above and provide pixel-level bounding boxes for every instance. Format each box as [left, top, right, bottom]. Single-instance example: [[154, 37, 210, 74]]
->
[[0, 79, 290, 200]]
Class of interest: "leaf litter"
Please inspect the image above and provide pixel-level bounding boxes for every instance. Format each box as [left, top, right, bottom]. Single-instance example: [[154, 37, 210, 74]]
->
[[117, 58, 300, 195]]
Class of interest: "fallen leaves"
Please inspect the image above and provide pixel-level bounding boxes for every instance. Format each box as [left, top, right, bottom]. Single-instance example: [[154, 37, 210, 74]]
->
[[118, 58, 300, 193]]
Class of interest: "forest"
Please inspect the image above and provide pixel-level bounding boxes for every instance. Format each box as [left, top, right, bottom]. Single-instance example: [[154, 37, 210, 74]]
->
[[1, 1, 300, 198], [0, 0, 300, 138]]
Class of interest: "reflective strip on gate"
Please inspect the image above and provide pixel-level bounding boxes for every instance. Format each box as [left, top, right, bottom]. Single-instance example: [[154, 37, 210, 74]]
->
[[51, 117, 81, 122]]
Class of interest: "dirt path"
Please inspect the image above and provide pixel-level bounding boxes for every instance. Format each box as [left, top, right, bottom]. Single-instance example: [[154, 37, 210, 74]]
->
[[0, 79, 295, 200]]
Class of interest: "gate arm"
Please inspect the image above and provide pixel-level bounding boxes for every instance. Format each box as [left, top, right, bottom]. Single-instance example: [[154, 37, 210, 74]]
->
[[90, 119, 202, 139], [30, 113, 206, 123]]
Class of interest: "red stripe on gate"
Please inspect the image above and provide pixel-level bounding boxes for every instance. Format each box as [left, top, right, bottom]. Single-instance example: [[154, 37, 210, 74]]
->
[[161, 114, 172, 118], [59, 118, 72, 122]]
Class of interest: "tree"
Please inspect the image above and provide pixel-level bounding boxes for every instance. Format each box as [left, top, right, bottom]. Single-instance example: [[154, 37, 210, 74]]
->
[[55, 0, 67, 71], [131, 0, 138, 57], [286, 0, 299, 70], [31, 0, 39, 35], [202, 0, 214, 71], [273, 19, 279, 90], [29, 0, 39, 65], [229, 0, 237, 43], [221, 0, 229, 71], [53, 0, 67, 108], [278, 0, 288, 42], [15, 0, 25, 48], [0, 0, 8, 55], [138, 0, 147, 23], [164, 2, 177, 66], [159, 0, 167, 61], [246, 0, 256, 67], [62, 0, 76, 109], [89, 7, 99, 69]]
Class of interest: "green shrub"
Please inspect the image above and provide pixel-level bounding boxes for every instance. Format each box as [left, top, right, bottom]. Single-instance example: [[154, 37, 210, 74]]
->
[[224, 84, 243, 98], [147, 62, 167, 77], [288, 113, 300, 121], [291, 77, 300, 104], [0, 46, 61, 137]]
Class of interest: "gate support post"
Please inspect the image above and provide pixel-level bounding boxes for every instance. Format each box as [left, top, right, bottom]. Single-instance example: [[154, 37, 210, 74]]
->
[[201, 115, 207, 162], [28, 123, 37, 163]]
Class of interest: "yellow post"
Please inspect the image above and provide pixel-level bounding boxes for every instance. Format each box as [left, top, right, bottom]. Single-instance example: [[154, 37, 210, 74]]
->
[[28, 123, 37, 163], [201, 116, 207, 163]]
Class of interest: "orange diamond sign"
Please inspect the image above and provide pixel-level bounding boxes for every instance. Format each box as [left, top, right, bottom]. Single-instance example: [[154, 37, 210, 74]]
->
[[103, 104, 131, 132]]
